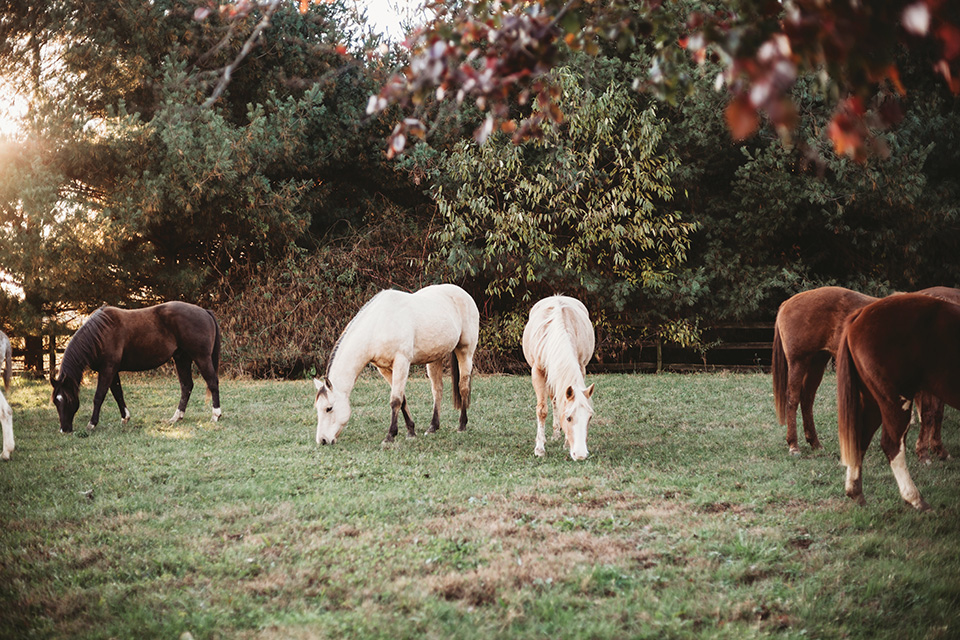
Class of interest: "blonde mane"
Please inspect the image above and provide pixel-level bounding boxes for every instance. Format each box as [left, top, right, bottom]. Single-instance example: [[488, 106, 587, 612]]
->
[[528, 301, 587, 393]]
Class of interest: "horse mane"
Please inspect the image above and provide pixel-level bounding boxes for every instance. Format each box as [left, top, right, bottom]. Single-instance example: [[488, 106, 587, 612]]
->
[[59, 307, 114, 384], [532, 301, 586, 393], [325, 290, 386, 379]]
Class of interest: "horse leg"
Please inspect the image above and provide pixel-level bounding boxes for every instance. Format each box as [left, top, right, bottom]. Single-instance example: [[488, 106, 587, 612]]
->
[[88, 369, 115, 429], [109, 373, 131, 425], [454, 349, 474, 431], [916, 392, 947, 463], [400, 397, 416, 437], [382, 357, 411, 443], [784, 359, 807, 455], [1, 391, 13, 460], [426, 360, 444, 433], [878, 401, 930, 511], [799, 353, 829, 451], [170, 355, 194, 423], [195, 356, 222, 422], [532, 367, 549, 457]]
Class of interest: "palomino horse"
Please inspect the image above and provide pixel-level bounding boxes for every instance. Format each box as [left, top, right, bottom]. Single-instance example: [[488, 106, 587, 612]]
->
[[772, 286, 960, 458], [52, 302, 222, 433], [1, 329, 12, 459], [313, 284, 479, 445], [837, 294, 960, 510], [521, 296, 595, 460]]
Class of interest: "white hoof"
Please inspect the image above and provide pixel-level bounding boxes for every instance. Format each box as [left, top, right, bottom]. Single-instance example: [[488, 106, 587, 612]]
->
[[86, 422, 96, 430], [534, 445, 545, 457], [169, 409, 185, 423], [121, 408, 131, 425], [212, 407, 222, 422], [2, 449, 10, 460]]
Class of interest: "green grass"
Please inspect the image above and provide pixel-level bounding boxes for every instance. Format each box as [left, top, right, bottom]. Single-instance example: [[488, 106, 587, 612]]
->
[[2, 371, 959, 639]]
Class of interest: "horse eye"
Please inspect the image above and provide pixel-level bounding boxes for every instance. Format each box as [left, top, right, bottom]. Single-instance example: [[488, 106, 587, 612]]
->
[[566, 416, 573, 422], [325, 407, 333, 413]]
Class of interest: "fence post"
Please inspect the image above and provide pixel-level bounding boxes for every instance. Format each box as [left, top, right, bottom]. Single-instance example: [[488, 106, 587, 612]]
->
[[24, 336, 43, 374], [47, 332, 57, 381]]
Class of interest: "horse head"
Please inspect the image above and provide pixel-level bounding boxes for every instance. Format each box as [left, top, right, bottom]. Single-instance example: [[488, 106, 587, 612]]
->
[[51, 377, 81, 433], [314, 378, 350, 445], [559, 383, 595, 461]]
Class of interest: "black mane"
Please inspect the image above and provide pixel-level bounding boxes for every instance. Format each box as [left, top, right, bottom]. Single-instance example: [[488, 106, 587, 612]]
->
[[58, 307, 114, 384]]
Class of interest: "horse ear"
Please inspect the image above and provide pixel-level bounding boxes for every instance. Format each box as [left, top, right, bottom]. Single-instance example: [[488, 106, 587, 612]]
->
[[324, 377, 333, 390], [313, 378, 323, 391], [584, 384, 595, 399], [565, 385, 575, 400]]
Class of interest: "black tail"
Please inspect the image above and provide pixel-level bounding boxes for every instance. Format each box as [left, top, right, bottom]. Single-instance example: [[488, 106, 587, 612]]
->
[[771, 321, 787, 425], [207, 310, 221, 373]]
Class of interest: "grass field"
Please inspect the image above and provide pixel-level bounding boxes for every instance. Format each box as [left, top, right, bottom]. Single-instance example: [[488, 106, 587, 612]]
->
[[1, 370, 959, 639]]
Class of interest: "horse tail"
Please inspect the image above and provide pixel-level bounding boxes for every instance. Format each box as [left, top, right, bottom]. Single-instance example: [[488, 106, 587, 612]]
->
[[451, 352, 463, 410], [2, 337, 11, 393], [207, 310, 221, 374], [836, 320, 863, 469], [771, 321, 788, 425]]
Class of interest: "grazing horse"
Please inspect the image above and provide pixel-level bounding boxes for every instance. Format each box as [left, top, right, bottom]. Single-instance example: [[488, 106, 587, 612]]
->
[[772, 286, 877, 454], [772, 286, 960, 458], [1, 330, 13, 459], [837, 294, 960, 510], [51, 302, 222, 433], [521, 296, 595, 461], [1, 329, 11, 392], [313, 284, 479, 445]]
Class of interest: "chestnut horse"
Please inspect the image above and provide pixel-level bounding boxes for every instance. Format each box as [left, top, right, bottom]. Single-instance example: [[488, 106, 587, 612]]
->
[[52, 302, 222, 433], [772, 286, 876, 454], [837, 294, 960, 510], [772, 286, 960, 458], [522, 296, 595, 460]]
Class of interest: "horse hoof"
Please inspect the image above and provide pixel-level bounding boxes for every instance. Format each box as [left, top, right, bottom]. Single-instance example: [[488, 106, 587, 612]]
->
[[789, 447, 801, 457], [1, 450, 10, 461], [86, 422, 96, 431], [534, 447, 545, 457]]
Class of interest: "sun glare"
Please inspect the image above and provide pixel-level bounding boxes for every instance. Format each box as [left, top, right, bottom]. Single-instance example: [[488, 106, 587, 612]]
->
[[0, 80, 27, 138]]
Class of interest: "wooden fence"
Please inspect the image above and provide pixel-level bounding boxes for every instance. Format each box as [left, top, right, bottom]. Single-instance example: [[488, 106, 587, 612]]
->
[[7, 323, 777, 379]]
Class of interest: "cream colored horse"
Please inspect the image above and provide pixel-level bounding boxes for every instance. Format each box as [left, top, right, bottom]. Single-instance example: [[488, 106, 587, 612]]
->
[[1, 330, 13, 460], [313, 284, 479, 445], [522, 296, 595, 460]]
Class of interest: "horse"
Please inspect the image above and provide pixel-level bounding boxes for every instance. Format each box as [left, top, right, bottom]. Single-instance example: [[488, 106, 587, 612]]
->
[[772, 286, 878, 454], [521, 296, 595, 461], [1, 329, 11, 392], [313, 283, 479, 445], [51, 302, 222, 433], [837, 293, 960, 510], [772, 285, 960, 458], [1, 331, 13, 459]]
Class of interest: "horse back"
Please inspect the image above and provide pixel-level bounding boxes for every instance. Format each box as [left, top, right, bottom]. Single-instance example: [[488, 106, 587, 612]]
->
[[776, 286, 876, 359], [107, 302, 218, 371]]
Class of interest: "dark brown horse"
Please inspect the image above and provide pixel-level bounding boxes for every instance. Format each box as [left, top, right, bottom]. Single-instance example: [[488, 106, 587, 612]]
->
[[52, 302, 221, 433], [772, 286, 877, 454], [837, 294, 960, 510], [772, 286, 960, 458]]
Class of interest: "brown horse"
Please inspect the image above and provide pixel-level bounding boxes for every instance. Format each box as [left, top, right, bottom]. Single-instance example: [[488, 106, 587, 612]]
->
[[772, 286, 877, 454], [837, 294, 960, 510], [772, 286, 960, 458], [52, 302, 221, 433]]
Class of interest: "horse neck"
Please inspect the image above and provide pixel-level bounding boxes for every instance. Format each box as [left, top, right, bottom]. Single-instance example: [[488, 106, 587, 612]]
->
[[59, 338, 95, 385], [325, 325, 370, 397]]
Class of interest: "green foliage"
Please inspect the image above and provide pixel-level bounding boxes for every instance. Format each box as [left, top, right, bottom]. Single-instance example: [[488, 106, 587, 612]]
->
[[430, 68, 697, 359]]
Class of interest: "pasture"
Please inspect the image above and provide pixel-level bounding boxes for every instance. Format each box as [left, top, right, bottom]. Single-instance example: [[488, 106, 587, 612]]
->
[[1, 371, 959, 639]]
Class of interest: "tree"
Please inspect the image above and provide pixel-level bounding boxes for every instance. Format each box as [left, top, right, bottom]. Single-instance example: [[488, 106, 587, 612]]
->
[[368, 0, 960, 161], [427, 67, 697, 357]]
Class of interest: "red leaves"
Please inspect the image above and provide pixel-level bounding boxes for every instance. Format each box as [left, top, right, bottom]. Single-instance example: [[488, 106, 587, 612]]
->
[[724, 94, 758, 141]]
